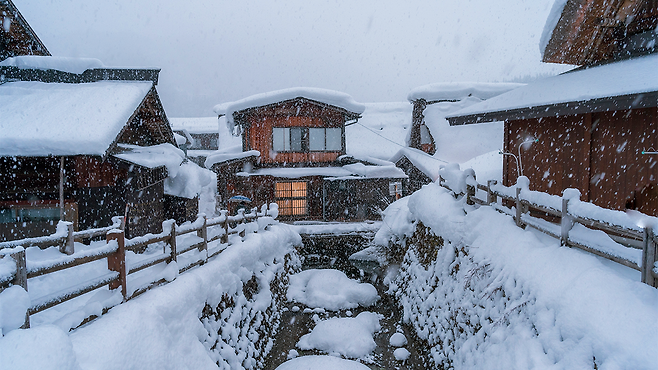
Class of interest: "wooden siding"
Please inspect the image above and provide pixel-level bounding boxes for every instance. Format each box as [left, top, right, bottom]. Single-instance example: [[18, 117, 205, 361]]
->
[[0, 0, 50, 61], [505, 107, 658, 214], [238, 99, 347, 165], [114, 88, 176, 149], [544, 0, 658, 65]]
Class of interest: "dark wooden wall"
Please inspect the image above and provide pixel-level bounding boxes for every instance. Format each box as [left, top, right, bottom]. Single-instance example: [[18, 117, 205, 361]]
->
[[240, 100, 345, 165], [504, 107, 658, 214]]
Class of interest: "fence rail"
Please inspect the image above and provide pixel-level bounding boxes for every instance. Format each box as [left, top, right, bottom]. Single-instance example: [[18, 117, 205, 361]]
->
[[0, 204, 277, 330], [438, 166, 658, 288]]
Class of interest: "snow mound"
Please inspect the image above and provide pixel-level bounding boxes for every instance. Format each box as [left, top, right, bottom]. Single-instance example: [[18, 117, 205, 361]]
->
[[275, 355, 371, 370], [0, 286, 30, 335], [0, 325, 81, 370], [0, 56, 105, 74], [287, 269, 379, 311], [389, 332, 407, 347], [296, 312, 382, 359], [393, 347, 410, 361]]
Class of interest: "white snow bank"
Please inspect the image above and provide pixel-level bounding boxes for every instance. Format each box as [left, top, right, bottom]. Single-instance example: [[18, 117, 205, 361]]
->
[[169, 117, 218, 134], [287, 269, 379, 311], [275, 355, 371, 370], [213, 87, 365, 134], [448, 53, 658, 120], [0, 80, 153, 156], [0, 325, 81, 370], [383, 183, 658, 369], [165, 161, 216, 199], [0, 224, 301, 370], [0, 56, 105, 74], [390, 147, 445, 181], [407, 82, 524, 102], [296, 311, 382, 359]]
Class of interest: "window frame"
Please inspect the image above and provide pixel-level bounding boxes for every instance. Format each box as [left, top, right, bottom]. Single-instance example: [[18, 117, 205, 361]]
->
[[274, 180, 308, 216], [272, 126, 343, 153]]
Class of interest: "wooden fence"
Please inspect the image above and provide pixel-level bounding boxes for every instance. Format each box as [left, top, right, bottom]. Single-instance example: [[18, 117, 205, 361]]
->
[[438, 169, 658, 288], [0, 205, 277, 329]]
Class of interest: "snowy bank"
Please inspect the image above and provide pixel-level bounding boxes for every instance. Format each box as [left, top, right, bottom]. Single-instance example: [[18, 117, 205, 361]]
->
[[379, 183, 658, 369], [0, 224, 302, 370]]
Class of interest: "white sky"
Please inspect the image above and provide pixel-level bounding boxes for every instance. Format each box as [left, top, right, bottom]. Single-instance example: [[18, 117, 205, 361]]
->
[[14, 0, 570, 117]]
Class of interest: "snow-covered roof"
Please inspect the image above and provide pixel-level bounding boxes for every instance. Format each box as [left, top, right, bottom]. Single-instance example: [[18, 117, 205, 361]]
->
[[446, 53, 658, 125], [407, 82, 525, 102], [0, 80, 154, 157], [345, 102, 412, 161], [169, 117, 218, 134], [539, 0, 568, 59], [213, 87, 366, 133], [0, 56, 105, 74], [390, 147, 445, 181], [241, 164, 407, 180], [205, 150, 260, 168], [112, 143, 214, 199]]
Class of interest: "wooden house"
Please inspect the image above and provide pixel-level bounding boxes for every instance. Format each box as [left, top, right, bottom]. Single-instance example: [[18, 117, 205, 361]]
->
[[446, 0, 658, 215], [0, 56, 184, 240], [0, 0, 50, 61], [209, 88, 408, 221], [170, 117, 221, 167]]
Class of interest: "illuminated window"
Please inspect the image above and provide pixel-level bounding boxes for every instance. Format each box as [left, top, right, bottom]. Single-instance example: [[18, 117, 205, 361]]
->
[[275, 181, 307, 216]]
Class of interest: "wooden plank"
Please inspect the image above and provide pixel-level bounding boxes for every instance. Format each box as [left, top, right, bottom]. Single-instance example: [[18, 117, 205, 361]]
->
[[127, 255, 169, 275], [567, 239, 641, 271], [107, 231, 126, 298], [27, 248, 116, 279], [28, 272, 119, 315]]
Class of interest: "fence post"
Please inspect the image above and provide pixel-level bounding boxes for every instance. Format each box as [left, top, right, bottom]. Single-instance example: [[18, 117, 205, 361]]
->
[[560, 197, 572, 246], [515, 187, 524, 227], [641, 227, 656, 287], [220, 210, 229, 244], [197, 215, 208, 259], [11, 249, 30, 329], [466, 184, 476, 206], [107, 230, 127, 300], [60, 222, 74, 255], [169, 223, 177, 263], [238, 209, 246, 239], [487, 180, 497, 205]]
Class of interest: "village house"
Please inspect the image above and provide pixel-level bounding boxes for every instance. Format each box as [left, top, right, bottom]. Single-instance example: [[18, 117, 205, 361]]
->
[[446, 0, 658, 215], [170, 117, 222, 167], [394, 82, 523, 193], [0, 2, 212, 240], [208, 88, 408, 221]]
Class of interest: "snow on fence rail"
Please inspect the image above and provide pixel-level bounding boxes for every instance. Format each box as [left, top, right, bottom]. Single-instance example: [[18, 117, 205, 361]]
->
[[438, 164, 658, 288], [0, 204, 279, 330]]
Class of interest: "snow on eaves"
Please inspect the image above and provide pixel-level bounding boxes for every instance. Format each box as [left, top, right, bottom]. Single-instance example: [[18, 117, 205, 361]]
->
[[0, 80, 154, 157], [539, 0, 569, 58], [407, 82, 525, 102], [0, 56, 105, 74], [169, 117, 218, 134], [204, 150, 260, 169], [446, 53, 658, 121], [242, 164, 407, 180], [390, 147, 444, 181], [213, 87, 366, 133], [113, 144, 215, 199]]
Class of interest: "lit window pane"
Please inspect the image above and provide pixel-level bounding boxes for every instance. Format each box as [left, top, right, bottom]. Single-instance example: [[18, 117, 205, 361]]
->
[[326, 128, 342, 151], [309, 128, 325, 151], [275, 181, 307, 216]]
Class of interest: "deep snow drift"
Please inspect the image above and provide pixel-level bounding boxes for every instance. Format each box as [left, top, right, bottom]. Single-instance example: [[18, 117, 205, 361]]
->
[[377, 183, 658, 369]]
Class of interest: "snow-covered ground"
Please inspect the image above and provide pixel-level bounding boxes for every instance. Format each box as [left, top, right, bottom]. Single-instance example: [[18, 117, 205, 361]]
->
[[377, 182, 658, 369], [0, 223, 302, 370]]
